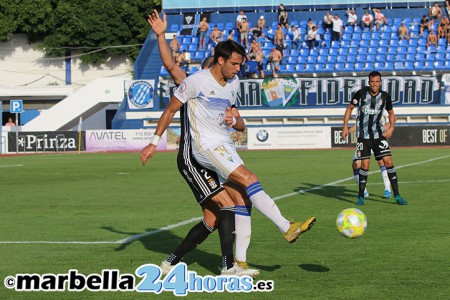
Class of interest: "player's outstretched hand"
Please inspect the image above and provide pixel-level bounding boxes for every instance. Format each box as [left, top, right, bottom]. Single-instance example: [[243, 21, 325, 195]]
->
[[341, 126, 349, 140], [140, 144, 157, 166], [148, 9, 167, 36]]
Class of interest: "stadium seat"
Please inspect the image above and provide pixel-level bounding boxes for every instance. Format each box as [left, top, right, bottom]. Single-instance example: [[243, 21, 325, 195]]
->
[[389, 39, 398, 47], [357, 47, 368, 55], [300, 49, 309, 56], [387, 47, 397, 55], [383, 62, 394, 71], [363, 62, 374, 71], [170, 24, 179, 32], [416, 46, 426, 53], [374, 62, 383, 69], [378, 39, 389, 47], [346, 55, 356, 63], [407, 46, 416, 54], [297, 56, 307, 64], [182, 37, 192, 44], [225, 22, 234, 30], [356, 54, 366, 62], [343, 33, 352, 41], [434, 61, 444, 70], [395, 54, 406, 61], [366, 54, 375, 63], [348, 48, 358, 56], [375, 54, 386, 62], [425, 53, 435, 61], [394, 62, 405, 70], [415, 53, 425, 61], [315, 64, 325, 72], [437, 45, 446, 53], [317, 55, 327, 64], [423, 61, 434, 70], [188, 44, 197, 52], [435, 53, 445, 61], [354, 26, 362, 33], [350, 40, 359, 48], [340, 40, 350, 48], [361, 32, 371, 40], [398, 39, 408, 47], [352, 33, 361, 40], [408, 39, 418, 47], [293, 62, 305, 71], [285, 64, 295, 73], [359, 40, 369, 48], [417, 39, 427, 47], [327, 56, 337, 63], [324, 63, 334, 72], [330, 41, 340, 48], [393, 18, 402, 26], [307, 56, 317, 63], [405, 54, 415, 61], [354, 62, 364, 72], [367, 47, 378, 55], [438, 38, 447, 46], [304, 63, 315, 73], [336, 55, 347, 63], [334, 63, 345, 72], [344, 26, 354, 34], [404, 61, 414, 70], [380, 32, 390, 40], [290, 49, 299, 57], [217, 23, 225, 31], [371, 32, 380, 40], [413, 61, 424, 70], [344, 63, 354, 72], [338, 48, 347, 55], [189, 66, 199, 73]]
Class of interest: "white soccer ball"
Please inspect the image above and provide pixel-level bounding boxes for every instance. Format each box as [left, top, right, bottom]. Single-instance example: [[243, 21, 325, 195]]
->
[[336, 208, 367, 238]]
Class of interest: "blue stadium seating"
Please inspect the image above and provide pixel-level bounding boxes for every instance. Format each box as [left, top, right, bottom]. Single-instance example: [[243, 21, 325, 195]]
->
[[375, 54, 386, 62], [364, 62, 374, 71], [295, 64, 305, 72], [354, 62, 364, 72], [324, 63, 334, 72], [304, 64, 315, 73], [285, 64, 295, 73]]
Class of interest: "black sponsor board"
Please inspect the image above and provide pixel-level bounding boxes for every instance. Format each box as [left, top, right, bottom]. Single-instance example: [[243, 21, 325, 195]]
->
[[331, 126, 450, 147], [8, 131, 85, 152]]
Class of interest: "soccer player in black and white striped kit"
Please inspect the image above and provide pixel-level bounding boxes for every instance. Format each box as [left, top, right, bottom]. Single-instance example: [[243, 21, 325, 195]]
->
[[342, 71, 407, 206]]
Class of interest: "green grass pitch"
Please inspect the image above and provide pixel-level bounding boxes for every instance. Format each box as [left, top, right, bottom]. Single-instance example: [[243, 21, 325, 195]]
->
[[0, 148, 449, 299]]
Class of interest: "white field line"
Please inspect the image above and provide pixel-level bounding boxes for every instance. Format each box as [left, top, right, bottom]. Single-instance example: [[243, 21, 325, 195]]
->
[[1, 155, 448, 245], [0, 164, 24, 168]]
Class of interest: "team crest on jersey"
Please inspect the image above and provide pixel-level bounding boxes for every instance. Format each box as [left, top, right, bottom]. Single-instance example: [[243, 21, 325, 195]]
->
[[352, 98, 358, 105], [207, 178, 218, 189], [179, 82, 187, 93]]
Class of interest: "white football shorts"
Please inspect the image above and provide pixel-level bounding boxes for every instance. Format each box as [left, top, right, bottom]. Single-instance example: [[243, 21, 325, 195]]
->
[[193, 143, 244, 184]]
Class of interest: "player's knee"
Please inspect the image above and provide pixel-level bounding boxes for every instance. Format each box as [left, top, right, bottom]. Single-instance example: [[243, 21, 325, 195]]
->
[[242, 173, 259, 187]]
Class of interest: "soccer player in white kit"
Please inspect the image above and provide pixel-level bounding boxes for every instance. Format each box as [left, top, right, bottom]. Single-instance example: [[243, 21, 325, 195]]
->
[[141, 40, 316, 274]]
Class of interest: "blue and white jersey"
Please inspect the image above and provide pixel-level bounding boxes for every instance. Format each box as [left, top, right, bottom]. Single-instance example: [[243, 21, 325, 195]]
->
[[174, 69, 240, 153]]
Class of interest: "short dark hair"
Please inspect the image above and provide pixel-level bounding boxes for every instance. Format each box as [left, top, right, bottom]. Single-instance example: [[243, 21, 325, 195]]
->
[[201, 56, 214, 69], [213, 40, 246, 64], [368, 71, 382, 79]]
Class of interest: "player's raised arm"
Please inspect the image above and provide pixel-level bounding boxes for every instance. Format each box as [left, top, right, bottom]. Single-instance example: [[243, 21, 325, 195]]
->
[[148, 9, 186, 85]]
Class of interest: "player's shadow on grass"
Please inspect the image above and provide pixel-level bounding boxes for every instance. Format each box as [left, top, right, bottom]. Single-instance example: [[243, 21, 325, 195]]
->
[[299, 263, 330, 273], [294, 183, 396, 205], [101, 226, 221, 274], [294, 183, 357, 204], [101, 226, 279, 275]]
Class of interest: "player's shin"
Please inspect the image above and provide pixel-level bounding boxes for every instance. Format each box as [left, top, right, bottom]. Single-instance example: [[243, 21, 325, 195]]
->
[[386, 166, 399, 196], [234, 206, 252, 263], [358, 168, 369, 198], [167, 220, 214, 265], [245, 182, 290, 233], [218, 207, 236, 270]]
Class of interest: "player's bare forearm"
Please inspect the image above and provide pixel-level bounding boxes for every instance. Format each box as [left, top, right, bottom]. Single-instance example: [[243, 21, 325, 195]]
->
[[342, 105, 354, 139]]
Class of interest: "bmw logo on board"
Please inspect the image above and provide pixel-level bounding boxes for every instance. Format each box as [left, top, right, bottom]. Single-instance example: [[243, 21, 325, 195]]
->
[[256, 129, 269, 142]]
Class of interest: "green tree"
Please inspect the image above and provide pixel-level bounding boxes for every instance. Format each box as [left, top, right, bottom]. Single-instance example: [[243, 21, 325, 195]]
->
[[0, 0, 161, 64]]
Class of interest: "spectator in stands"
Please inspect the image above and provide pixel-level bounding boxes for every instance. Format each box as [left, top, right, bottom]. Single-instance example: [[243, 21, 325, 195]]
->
[[307, 18, 316, 31], [291, 25, 300, 49], [248, 43, 265, 78], [429, 2, 443, 25], [250, 16, 265, 38], [278, 4, 288, 28], [438, 17, 448, 38], [446, 0, 450, 14], [360, 10, 374, 31], [238, 17, 250, 47], [176, 49, 191, 68], [274, 24, 285, 46], [331, 14, 343, 41], [420, 15, 432, 37], [275, 39, 285, 61], [446, 23, 450, 44], [268, 47, 282, 77], [373, 8, 388, 30], [398, 21, 410, 41], [209, 25, 224, 46], [307, 25, 318, 50], [345, 10, 358, 26], [248, 38, 261, 56], [426, 29, 438, 47], [236, 10, 247, 29], [227, 30, 235, 41], [323, 12, 334, 31], [5, 117, 15, 126], [169, 34, 180, 62], [198, 16, 209, 50], [257, 15, 266, 32]]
